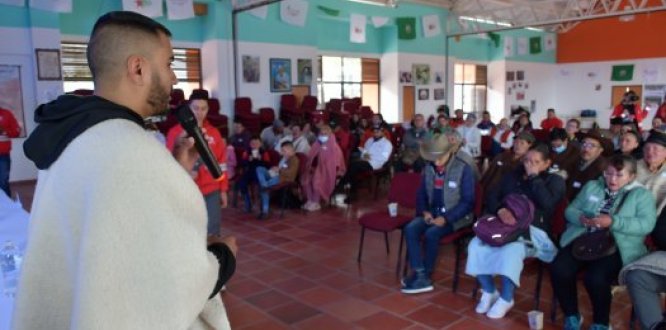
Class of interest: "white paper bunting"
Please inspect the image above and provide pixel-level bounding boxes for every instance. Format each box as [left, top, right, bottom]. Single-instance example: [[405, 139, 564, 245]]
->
[[280, 0, 308, 27], [544, 34, 556, 51], [350, 13, 366, 44], [0, 0, 24, 7], [122, 0, 163, 18], [503, 37, 513, 57], [166, 0, 194, 20], [371, 16, 388, 28], [421, 14, 441, 38], [517, 37, 528, 56], [29, 0, 71, 13]]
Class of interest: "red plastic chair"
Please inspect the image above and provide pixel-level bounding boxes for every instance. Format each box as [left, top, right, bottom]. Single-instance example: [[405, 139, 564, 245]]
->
[[360, 106, 374, 120], [206, 98, 228, 138], [234, 97, 261, 135], [169, 89, 185, 109], [279, 94, 303, 123], [300, 95, 318, 113], [531, 129, 549, 143], [259, 107, 275, 129], [326, 99, 342, 112], [357, 172, 422, 274]]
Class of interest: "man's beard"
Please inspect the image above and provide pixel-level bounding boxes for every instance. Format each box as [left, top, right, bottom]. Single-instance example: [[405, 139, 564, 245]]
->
[[147, 72, 170, 117]]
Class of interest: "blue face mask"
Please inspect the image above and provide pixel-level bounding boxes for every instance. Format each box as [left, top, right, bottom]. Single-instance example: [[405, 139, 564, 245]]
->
[[318, 135, 329, 144], [553, 145, 566, 154]]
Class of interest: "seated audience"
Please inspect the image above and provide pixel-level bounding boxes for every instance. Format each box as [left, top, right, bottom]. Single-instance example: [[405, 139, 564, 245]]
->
[[512, 113, 533, 134], [427, 105, 450, 128], [617, 130, 642, 160], [466, 143, 565, 319], [166, 92, 228, 235], [609, 117, 624, 151], [398, 114, 431, 172], [636, 130, 666, 218], [260, 119, 290, 150], [477, 111, 496, 131], [349, 113, 361, 132], [565, 119, 583, 149], [401, 134, 475, 294], [621, 195, 666, 330], [481, 131, 535, 196], [336, 125, 392, 201], [444, 129, 480, 180], [566, 132, 607, 201], [360, 114, 392, 146], [458, 113, 482, 158], [238, 136, 271, 212], [288, 123, 311, 154], [254, 141, 299, 219], [449, 109, 465, 128], [430, 114, 449, 135], [301, 125, 346, 211], [643, 117, 666, 141], [540, 108, 564, 131], [493, 118, 515, 151], [550, 155, 656, 330], [230, 120, 251, 151], [549, 128, 580, 179], [302, 122, 317, 145]]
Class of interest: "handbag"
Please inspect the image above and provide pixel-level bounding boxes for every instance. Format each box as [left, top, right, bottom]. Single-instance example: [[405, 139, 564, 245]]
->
[[571, 192, 628, 261]]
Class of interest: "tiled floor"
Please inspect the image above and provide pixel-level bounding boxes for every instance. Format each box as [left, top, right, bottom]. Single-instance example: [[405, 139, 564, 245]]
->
[[12, 181, 635, 329]]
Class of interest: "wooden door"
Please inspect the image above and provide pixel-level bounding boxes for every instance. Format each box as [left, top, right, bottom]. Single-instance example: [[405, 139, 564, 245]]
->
[[402, 86, 415, 122], [611, 85, 642, 108]]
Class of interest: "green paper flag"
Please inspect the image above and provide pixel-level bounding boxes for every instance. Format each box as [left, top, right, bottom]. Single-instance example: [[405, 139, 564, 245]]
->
[[488, 32, 500, 48], [611, 65, 635, 81], [317, 5, 339, 17], [396, 17, 416, 40], [529, 36, 541, 54]]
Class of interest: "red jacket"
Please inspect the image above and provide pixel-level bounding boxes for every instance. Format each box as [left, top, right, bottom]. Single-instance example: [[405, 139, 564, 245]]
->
[[540, 117, 563, 131], [612, 103, 645, 127], [656, 103, 666, 122], [0, 108, 21, 155], [166, 121, 228, 195]]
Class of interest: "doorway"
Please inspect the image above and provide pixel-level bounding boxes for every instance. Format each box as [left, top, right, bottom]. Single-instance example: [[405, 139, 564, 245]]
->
[[611, 85, 642, 108], [402, 86, 415, 122]]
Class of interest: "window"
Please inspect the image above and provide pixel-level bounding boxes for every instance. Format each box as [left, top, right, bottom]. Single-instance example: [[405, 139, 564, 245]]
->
[[317, 56, 380, 112], [453, 63, 487, 114], [60, 42, 203, 98]]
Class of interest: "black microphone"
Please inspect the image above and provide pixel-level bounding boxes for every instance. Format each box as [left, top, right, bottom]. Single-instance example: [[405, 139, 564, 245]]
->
[[175, 104, 223, 179]]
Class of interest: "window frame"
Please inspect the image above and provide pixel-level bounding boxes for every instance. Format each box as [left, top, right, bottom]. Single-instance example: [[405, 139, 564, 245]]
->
[[453, 62, 487, 114]]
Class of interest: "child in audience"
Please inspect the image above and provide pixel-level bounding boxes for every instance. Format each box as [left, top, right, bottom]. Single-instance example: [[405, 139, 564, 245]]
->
[[238, 136, 271, 213], [255, 141, 299, 219]]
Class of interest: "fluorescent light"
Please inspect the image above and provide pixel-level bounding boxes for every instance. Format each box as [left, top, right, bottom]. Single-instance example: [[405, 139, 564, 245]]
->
[[526, 27, 543, 31], [347, 0, 398, 7], [460, 16, 512, 27]]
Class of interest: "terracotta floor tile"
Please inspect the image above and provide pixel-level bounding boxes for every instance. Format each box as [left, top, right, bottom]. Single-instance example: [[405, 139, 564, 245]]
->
[[320, 272, 364, 291], [226, 304, 271, 329], [374, 293, 428, 315], [406, 304, 461, 328], [271, 276, 318, 294], [293, 314, 359, 330], [344, 282, 393, 301], [245, 289, 294, 310], [355, 311, 414, 330], [267, 301, 321, 324], [322, 298, 383, 322], [296, 286, 349, 306]]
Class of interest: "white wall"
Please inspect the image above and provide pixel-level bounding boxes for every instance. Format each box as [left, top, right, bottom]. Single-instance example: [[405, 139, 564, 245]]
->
[[395, 52, 447, 121], [486, 60, 505, 122], [380, 52, 399, 123], [202, 39, 234, 119], [504, 61, 557, 126], [555, 58, 666, 129], [236, 41, 318, 115]]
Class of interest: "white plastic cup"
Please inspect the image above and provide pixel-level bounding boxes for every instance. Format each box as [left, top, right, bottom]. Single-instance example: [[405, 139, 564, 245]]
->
[[388, 203, 398, 217], [528, 310, 544, 330]]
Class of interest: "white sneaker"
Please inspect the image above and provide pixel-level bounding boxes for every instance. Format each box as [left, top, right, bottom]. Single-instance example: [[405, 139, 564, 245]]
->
[[309, 203, 321, 211], [475, 290, 499, 314], [486, 297, 514, 319], [302, 201, 313, 210]]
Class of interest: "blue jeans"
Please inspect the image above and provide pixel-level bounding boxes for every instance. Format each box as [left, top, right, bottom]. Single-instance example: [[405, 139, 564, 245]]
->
[[0, 155, 10, 197], [256, 166, 280, 213], [477, 274, 516, 301], [404, 217, 453, 274]]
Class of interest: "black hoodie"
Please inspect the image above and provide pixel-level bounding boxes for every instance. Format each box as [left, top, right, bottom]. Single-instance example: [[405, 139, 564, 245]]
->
[[23, 94, 145, 170]]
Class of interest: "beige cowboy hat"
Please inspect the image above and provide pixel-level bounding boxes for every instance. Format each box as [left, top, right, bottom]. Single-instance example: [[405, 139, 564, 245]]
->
[[420, 133, 456, 162]]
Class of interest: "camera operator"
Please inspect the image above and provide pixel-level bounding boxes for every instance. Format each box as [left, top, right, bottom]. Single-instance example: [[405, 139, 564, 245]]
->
[[611, 90, 645, 131]]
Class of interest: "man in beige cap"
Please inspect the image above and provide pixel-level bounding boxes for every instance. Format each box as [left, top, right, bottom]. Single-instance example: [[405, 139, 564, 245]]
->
[[401, 134, 476, 294]]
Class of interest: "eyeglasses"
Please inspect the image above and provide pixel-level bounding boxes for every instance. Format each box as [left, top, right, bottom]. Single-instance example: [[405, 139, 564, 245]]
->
[[603, 171, 625, 179]]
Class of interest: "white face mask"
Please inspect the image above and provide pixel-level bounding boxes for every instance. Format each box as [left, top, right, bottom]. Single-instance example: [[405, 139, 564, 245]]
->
[[318, 135, 329, 144]]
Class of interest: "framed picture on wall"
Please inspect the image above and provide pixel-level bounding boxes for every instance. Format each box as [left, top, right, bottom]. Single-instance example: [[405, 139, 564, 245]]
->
[[433, 88, 445, 100], [418, 88, 429, 100], [297, 59, 312, 85], [269, 58, 291, 93], [413, 64, 430, 85], [242, 55, 260, 83], [35, 48, 62, 81], [516, 70, 525, 81], [506, 71, 515, 81]]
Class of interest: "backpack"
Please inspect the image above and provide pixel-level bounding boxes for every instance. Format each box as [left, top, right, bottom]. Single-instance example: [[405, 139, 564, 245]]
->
[[473, 194, 535, 247]]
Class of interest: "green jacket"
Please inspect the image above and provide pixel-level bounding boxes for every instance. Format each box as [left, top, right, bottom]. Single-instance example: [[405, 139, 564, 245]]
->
[[560, 177, 657, 265]]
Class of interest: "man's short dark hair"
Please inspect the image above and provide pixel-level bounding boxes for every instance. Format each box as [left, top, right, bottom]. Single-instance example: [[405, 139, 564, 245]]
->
[[567, 118, 580, 128], [547, 108, 555, 113], [280, 141, 293, 149], [87, 11, 172, 82], [550, 128, 568, 142]]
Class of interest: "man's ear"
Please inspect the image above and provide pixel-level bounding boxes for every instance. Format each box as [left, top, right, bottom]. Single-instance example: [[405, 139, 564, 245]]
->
[[127, 55, 146, 86]]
